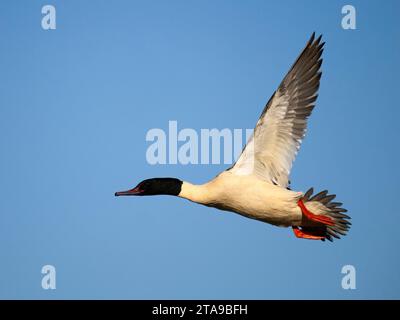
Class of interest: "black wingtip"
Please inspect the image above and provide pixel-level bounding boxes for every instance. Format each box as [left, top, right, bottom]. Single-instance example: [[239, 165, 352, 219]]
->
[[309, 32, 323, 47], [309, 32, 316, 43]]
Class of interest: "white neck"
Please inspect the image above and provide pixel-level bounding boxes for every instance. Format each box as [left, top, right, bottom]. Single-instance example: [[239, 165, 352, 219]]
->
[[178, 181, 211, 205]]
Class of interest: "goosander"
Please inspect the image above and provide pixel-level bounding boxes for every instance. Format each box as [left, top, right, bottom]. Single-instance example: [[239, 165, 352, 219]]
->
[[116, 33, 351, 241]]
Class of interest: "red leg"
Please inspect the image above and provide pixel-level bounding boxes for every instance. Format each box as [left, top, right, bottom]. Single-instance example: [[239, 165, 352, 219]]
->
[[292, 226, 325, 240], [297, 199, 335, 226]]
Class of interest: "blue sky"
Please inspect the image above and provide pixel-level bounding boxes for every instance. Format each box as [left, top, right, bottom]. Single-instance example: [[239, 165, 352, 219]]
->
[[0, 0, 399, 299]]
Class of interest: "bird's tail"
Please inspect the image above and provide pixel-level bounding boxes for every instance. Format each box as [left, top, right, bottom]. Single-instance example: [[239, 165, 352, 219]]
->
[[300, 188, 351, 241]]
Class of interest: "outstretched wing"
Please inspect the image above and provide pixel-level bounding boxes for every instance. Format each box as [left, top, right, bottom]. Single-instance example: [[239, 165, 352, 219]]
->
[[229, 33, 324, 188]]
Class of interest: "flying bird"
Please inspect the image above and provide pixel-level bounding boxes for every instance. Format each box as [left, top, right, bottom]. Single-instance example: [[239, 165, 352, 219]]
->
[[115, 33, 351, 241]]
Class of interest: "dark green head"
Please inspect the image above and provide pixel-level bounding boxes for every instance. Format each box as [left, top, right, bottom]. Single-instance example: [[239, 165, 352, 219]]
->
[[115, 178, 182, 197]]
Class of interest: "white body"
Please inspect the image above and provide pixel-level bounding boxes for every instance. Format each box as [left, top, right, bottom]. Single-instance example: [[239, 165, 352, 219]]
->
[[179, 171, 304, 227]]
